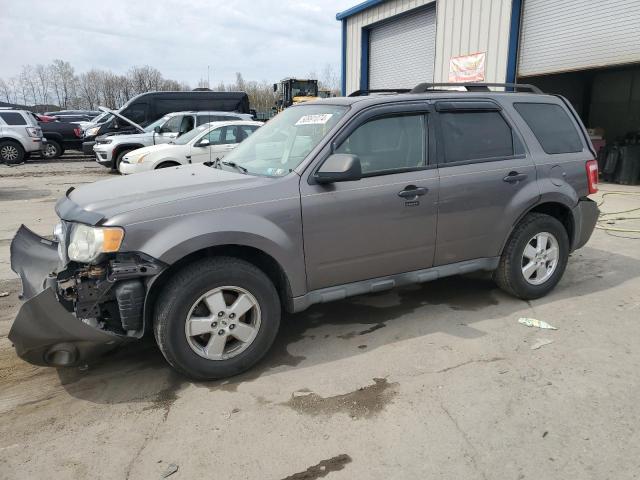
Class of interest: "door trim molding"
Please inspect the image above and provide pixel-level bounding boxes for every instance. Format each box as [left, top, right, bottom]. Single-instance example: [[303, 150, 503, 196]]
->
[[291, 256, 500, 312]]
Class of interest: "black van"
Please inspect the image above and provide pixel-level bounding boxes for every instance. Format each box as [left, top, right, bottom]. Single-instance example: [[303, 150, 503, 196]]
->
[[82, 91, 250, 154]]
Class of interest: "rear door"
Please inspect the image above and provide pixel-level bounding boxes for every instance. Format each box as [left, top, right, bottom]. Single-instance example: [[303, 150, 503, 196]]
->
[[433, 100, 539, 266], [300, 103, 439, 291]]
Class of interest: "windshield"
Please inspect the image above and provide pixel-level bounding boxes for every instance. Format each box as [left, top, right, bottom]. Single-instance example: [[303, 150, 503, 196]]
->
[[144, 115, 170, 133], [91, 112, 110, 124], [221, 104, 347, 176], [174, 123, 210, 145]]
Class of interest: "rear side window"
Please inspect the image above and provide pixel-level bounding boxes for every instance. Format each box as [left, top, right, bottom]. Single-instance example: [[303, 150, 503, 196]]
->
[[440, 111, 513, 163], [514, 103, 583, 154], [0, 112, 27, 125]]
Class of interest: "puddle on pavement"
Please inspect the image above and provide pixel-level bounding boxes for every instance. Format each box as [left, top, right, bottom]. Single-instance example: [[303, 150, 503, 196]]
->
[[283, 377, 398, 419], [281, 454, 352, 480]]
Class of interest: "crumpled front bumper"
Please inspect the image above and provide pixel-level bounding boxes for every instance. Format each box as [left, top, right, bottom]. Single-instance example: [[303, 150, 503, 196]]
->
[[8, 225, 126, 367]]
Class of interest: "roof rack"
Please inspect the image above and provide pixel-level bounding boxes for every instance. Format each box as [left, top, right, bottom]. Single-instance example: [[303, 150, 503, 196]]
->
[[410, 82, 543, 94], [348, 88, 411, 97]]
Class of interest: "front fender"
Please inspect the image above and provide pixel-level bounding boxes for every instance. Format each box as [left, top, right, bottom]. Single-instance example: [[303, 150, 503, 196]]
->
[[121, 202, 306, 296]]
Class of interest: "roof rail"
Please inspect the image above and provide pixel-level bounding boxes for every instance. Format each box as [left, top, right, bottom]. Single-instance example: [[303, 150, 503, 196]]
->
[[410, 83, 543, 94], [348, 88, 411, 97]]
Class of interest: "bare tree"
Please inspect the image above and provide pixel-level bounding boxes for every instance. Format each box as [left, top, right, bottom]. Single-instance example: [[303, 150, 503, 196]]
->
[[78, 69, 102, 109], [34, 64, 51, 106], [320, 63, 340, 95], [49, 59, 77, 109]]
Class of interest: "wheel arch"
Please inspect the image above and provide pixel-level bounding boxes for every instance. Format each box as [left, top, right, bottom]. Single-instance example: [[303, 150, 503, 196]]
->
[[501, 199, 576, 255], [113, 143, 145, 165], [143, 244, 294, 334]]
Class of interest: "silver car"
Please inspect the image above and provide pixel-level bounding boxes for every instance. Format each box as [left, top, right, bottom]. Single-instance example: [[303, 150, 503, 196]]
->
[[0, 109, 44, 163]]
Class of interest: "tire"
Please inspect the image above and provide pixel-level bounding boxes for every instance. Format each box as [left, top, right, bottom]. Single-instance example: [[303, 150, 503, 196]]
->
[[494, 213, 569, 300], [0, 140, 25, 165], [155, 161, 180, 169], [114, 149, 133, 171], [44, 140, 63, 159], [154, 257, 281, 380]]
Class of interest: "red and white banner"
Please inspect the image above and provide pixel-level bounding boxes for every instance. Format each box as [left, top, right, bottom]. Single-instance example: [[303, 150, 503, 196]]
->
[[448, 52, 486, 82]]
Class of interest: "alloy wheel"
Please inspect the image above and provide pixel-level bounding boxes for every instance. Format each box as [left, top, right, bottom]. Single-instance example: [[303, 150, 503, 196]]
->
[[0, 145, 19, 162], [521, 232, 560, 285], [184, 286, 261, 361]]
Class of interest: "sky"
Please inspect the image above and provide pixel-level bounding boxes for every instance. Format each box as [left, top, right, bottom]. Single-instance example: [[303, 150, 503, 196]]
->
[[0, 0, 356, 85]]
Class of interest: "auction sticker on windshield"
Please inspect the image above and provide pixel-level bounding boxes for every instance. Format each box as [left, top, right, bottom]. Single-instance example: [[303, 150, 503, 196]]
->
[[295, 114, 333, 126]]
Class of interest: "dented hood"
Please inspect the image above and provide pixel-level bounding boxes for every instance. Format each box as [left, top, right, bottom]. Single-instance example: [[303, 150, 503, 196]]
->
[[56, 164, 269, 225]]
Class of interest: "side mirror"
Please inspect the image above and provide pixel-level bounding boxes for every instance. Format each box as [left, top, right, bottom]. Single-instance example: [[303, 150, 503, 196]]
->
[[197, 138, 210, 147], [314, 154, 362, 184], [154, 126, 161, 133]]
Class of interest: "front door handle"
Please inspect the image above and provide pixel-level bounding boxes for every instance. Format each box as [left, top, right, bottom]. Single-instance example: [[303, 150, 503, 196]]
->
[[503, 171, 528, 183], [398, 185, 428, 198]]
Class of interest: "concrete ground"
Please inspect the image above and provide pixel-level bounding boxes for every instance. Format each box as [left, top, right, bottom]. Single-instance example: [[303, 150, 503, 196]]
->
[[1, 159, 639, 480]]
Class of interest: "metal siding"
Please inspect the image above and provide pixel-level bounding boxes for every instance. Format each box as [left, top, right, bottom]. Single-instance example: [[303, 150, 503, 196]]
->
[[519, 0, 640, 77], [369, 6, 437, 88], [433, 0, 512, 82]]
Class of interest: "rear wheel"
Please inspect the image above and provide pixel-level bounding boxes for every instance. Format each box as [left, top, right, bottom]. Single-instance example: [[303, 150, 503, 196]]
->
[[43, 140, 62, 159], [154, 257, 281, 380], [0, 141, 25, 164], [494, 213, 569, 299]]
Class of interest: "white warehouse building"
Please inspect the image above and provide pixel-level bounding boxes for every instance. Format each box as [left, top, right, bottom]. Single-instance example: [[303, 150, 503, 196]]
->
[[337, 0, 640, 143]]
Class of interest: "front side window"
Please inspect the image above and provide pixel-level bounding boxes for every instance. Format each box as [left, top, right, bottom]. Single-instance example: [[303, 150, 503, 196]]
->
[[221, 104, 347, 176], [336, 114, 425, 175], [0, 112, 27, 125], [204, 127, 223, 144], [514, 102, 583, 154], [440, 111, 514, 163], [160, 115, 182, 134]]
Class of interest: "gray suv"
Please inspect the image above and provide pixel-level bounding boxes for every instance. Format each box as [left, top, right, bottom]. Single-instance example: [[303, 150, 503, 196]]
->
[[9, 83, 600, 380], [0, 109, 44, 163]]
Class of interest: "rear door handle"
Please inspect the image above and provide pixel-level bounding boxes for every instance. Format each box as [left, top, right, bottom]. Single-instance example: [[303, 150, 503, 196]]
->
[[503, 171, 528, 183], [398, 186, 428, 198]]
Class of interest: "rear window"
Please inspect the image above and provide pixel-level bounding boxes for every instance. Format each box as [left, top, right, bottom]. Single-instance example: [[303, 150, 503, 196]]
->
[[440, 111, 514, 163], [0, 112, 27, 125], [514, 103, 583, 154]]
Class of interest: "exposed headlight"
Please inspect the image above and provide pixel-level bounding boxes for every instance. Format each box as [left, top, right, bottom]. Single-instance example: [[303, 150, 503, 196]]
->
[[86, 126, 100, 137], [67, 224, 124, 263]]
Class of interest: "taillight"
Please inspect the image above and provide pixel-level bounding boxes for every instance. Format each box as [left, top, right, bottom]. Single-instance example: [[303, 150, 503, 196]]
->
[[586, 159, 598, 194], [74, 127, 82, 138], [25, 126, 41, 138]]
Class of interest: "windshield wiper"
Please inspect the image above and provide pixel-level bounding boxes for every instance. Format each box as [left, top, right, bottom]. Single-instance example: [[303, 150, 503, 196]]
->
[[221, 161, 248, 174]]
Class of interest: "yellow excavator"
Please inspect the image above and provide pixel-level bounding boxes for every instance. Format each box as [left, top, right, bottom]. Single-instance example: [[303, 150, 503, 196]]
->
[[273, 78, 319, 112]]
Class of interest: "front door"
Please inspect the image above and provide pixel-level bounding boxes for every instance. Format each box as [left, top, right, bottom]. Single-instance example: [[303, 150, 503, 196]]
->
[[156, 114, 183, 144], [300, 107, 439, 291], [433, 101, 539, 266]]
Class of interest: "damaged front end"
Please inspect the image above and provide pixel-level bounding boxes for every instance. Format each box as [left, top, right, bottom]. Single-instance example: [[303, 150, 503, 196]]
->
[[9, 225, 165, 367]]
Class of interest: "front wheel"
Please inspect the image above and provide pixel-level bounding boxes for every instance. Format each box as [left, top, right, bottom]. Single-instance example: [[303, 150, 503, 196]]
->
[[154, 257, 281, 380], [494, 213, 569, 300]]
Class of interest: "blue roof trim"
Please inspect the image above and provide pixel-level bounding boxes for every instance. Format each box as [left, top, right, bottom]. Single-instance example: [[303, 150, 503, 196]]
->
[[506, 0, 523, 84], [336, 0, 386, 20]]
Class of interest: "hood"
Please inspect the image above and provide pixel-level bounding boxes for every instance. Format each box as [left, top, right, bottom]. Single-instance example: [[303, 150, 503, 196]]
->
[[125, 143, 178, 158], [60, 164, 269, 224]]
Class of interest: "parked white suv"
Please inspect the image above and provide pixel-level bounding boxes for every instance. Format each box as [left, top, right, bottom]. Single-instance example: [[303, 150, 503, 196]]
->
[[119, 120, 262, 174], [0, 109, 44, 164], [93, 109, 254, 170]]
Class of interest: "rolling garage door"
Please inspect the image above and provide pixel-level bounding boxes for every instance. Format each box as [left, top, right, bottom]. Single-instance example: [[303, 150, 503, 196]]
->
[[518, 0, 640, 77], [368, 5, 436, 89]]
